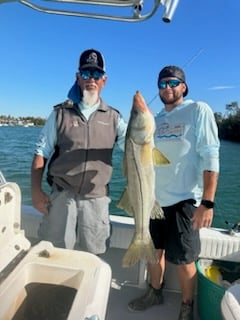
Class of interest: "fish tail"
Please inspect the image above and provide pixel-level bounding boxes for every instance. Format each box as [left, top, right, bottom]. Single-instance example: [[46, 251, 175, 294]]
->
[[122, 238, 158, 268]]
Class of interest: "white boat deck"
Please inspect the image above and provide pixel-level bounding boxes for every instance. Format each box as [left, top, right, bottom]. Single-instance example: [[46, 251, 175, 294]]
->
[[102, 247, 200, 320]]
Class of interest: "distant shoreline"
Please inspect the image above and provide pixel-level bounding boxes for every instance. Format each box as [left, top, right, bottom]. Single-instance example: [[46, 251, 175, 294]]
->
[[0, 115, 46, 127]]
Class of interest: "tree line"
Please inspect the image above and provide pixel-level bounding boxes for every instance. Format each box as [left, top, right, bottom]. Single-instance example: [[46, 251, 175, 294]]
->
[[214, 101, 240, 142], [1, 101, 240, 142]]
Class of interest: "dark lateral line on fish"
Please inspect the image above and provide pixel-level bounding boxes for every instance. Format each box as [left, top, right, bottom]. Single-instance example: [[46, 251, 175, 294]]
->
[[131, 145, 145, 236]]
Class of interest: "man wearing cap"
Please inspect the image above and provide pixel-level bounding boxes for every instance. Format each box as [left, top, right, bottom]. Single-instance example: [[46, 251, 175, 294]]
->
[[31, 49, 127, 254], [128, 66, 220, 319]]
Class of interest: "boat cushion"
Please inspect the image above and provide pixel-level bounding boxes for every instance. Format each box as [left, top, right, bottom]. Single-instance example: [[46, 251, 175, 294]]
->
[[221, 284, 240, 320]]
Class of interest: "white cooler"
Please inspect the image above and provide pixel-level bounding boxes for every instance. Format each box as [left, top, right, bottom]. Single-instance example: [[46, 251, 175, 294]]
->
[[0, 177, 111, 320]]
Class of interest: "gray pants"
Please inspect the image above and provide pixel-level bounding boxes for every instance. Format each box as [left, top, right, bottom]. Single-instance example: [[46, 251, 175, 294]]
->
[[38, 189, 111, 254]]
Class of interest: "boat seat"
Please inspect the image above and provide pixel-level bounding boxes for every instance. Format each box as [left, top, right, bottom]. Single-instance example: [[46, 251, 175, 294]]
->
[[221, 284, 240, 320]]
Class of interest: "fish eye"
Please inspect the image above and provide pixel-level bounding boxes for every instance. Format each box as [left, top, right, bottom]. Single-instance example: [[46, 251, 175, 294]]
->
[[132, 108, 138, 116]]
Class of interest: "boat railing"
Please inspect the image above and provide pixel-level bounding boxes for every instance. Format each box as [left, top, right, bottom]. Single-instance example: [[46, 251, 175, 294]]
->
[[0, 171, 7, 187], [0, 0, 180, 22]]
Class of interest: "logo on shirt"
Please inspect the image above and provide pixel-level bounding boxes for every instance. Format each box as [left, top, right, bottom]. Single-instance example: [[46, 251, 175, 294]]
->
[[71, 120, 80, 127], [155, 122, 185, 140]]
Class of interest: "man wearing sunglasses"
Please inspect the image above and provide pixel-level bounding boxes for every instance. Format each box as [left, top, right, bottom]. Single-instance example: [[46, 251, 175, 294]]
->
[[31, 49, 127, 255], [128, 66, 220, 320]]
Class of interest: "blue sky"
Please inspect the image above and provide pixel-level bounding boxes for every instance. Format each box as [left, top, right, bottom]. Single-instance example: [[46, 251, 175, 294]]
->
[[0, 0, 239, 120]]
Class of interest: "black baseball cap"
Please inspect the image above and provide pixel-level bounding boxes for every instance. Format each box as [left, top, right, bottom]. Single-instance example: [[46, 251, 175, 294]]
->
[[158, 65, 188, 97], [79, 49, 106, 72]]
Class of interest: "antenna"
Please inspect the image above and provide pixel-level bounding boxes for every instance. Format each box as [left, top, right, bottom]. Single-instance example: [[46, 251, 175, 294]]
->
[[182, 48, 204, 69], [147, 93, 159, 106]]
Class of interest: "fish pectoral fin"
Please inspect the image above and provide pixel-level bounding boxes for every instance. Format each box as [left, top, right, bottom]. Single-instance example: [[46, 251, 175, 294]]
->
[[150, 200, 165, 219], [116, 188, 134, 216], [152, 148, 170, 166]]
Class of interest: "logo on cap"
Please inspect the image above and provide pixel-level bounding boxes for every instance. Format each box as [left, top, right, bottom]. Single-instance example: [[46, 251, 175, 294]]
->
[[79, 49, 105, 72], [86, 52, 98, 65]]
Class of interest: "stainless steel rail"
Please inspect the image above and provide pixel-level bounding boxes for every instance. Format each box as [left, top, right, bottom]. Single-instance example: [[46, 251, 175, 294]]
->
[[0, 0, 179, 22]]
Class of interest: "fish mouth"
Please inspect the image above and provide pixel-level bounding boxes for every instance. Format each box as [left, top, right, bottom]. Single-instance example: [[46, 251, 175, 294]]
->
[[133, 91, 148, 113]]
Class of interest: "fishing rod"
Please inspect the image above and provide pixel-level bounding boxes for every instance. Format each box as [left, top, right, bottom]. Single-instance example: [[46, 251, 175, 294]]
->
[[224, 220, 240, 235]]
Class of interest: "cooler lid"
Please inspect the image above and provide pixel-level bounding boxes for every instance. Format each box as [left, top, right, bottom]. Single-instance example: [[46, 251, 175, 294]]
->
[[0, 172, 30, 277]]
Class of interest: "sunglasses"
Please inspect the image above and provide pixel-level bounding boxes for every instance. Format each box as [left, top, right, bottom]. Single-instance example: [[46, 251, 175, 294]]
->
[[79, 69, 105, 80], [158, 79, 183, 89]]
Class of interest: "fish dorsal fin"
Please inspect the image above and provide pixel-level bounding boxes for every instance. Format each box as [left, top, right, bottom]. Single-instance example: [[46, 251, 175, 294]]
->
[[152, 148, 170, 166]]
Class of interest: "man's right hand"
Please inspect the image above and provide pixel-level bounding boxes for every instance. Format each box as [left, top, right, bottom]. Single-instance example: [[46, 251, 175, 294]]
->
[[32, 189, 50, 215], [31, 155, 49, 215]]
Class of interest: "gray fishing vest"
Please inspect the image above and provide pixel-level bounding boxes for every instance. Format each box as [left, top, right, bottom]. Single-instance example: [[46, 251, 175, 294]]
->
[[48, 100, 119, 198]]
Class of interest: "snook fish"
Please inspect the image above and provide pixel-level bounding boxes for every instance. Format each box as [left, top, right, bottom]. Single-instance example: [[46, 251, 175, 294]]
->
[[117, 91, 170, 268]]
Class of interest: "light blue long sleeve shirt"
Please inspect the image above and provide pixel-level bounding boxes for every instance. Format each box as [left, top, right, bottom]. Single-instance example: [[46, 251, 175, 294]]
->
[[154, 99, 220, 207], [35, 101, 126, 158]]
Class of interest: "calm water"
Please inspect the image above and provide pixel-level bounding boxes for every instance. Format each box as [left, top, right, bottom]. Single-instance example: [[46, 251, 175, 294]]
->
[[0, 126, 239, 228]]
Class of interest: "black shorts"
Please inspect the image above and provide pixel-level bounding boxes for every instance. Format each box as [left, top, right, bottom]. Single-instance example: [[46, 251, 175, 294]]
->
[[150, 199, 200, 265]]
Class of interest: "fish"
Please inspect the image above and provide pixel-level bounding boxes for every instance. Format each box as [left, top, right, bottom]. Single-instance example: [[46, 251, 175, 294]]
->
[[117, 91, 170, 268]]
